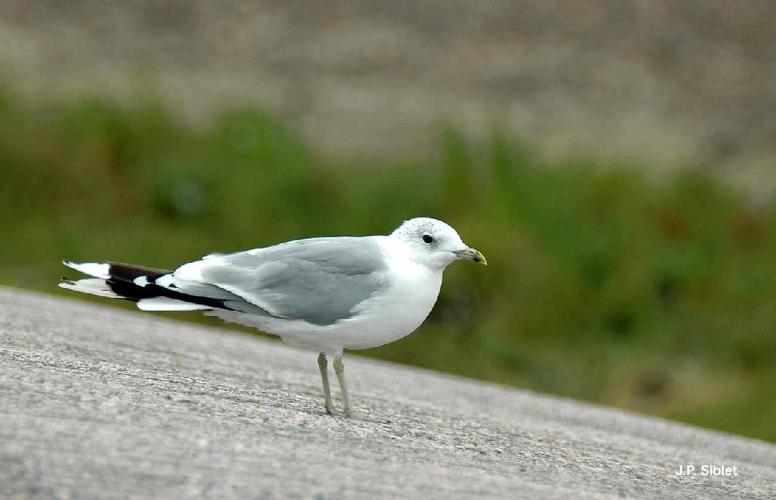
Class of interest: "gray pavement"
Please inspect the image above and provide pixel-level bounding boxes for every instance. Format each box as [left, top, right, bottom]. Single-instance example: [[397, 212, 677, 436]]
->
[[1, 287, 774, 499]]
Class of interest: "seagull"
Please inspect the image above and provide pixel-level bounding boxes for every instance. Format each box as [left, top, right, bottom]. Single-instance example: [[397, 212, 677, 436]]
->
[[59, 217, 486, 416]]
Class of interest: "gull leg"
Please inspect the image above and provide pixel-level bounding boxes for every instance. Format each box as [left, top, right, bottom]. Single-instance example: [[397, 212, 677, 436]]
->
[[333, 353, 352, 417], [318, 353, 334, 414]]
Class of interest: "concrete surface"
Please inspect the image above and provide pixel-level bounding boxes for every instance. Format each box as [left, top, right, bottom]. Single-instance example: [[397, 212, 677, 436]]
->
[[2, 2, 776, 191], [1, 287, 774, 499]]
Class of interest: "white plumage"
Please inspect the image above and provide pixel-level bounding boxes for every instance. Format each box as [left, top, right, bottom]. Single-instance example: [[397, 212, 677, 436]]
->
[[60, 217, 486, 416]]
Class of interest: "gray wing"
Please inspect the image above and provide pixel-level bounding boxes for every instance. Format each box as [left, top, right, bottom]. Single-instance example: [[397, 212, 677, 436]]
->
[[190, 237, 388, 326]]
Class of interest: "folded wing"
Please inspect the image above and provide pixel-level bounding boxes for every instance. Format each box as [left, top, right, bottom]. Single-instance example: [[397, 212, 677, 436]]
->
[[171, 237, 389, 326]]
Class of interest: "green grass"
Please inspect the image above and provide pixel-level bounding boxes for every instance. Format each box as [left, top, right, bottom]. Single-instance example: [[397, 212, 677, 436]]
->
[[1, 87, 775, 442]]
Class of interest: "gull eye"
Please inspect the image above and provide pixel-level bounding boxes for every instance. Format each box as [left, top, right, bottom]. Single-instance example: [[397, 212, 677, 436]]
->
[[422, 234, 434, 244]]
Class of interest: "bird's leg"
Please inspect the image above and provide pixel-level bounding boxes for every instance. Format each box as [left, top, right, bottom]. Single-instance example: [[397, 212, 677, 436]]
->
[[318, 352, 334, 414], [333, 353, 352, 417]]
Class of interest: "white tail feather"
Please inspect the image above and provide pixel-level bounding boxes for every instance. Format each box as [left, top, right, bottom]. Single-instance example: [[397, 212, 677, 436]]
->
[[62, 260, 214, 312], [58, 278, 119, 299], [62, 261, 111, 279], [137, 297, 211, 311]]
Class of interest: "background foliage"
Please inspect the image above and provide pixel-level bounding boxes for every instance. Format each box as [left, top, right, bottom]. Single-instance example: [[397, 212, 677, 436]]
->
[[1, 88, 774, 442]]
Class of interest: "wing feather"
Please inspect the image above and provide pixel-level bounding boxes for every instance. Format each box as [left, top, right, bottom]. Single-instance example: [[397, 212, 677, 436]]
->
[[175, 237, 388, 326]]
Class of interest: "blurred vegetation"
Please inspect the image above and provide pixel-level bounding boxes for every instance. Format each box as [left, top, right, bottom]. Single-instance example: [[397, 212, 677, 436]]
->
[[1, 87, 774, 443]]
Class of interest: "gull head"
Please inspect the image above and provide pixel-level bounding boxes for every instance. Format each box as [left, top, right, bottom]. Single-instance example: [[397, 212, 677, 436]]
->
[[390, 217, 487, 269]]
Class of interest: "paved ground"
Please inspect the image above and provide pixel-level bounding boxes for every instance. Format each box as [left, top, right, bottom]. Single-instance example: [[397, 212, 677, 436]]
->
[[1, 287, 774, 499]]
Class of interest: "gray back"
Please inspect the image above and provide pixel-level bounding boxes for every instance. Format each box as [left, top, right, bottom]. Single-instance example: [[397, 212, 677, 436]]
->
[[199, 237, 389, 326]]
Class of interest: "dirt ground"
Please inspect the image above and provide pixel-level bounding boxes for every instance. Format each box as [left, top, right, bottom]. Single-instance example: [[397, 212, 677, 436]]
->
[[1, 1, 775, 190]]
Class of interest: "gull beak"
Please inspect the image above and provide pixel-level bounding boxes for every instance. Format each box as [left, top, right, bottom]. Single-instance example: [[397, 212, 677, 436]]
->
[[455, 247, 487, 265]]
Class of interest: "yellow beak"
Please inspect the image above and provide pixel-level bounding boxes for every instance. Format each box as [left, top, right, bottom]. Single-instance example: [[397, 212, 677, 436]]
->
[[455, 247, 487, 265]]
